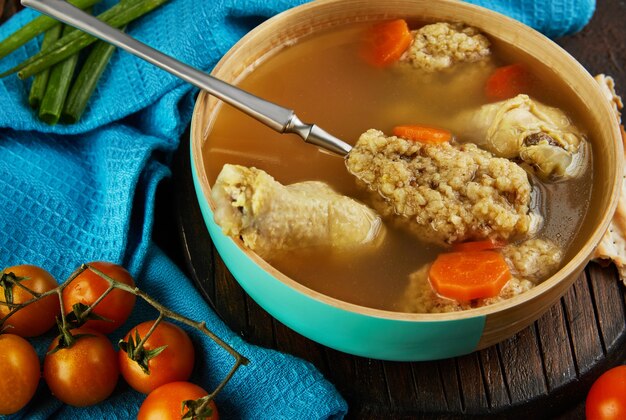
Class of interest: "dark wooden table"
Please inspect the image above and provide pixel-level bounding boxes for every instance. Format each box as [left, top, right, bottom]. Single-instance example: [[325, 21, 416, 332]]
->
[[3, 1, 625, 418]]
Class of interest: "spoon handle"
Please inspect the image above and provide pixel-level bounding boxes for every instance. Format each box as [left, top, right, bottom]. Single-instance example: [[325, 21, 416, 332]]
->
[[21, 0, 353, 156]]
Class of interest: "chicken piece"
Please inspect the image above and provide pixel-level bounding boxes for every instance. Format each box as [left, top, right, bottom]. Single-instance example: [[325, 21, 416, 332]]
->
[[402, 22, 491, 72], [211, 164, 383, 258], [454, 94, 587, 179], [400, 238, 560, 313], [346, 129, 537, 246]]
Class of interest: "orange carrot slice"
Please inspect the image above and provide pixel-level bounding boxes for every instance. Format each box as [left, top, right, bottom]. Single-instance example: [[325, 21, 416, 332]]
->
[[484, 63, 533, 102], [362, 19, 413, 67], [393, 125, 452, 144], [429, 251, 511, 301], [451, 239, 506, 253]]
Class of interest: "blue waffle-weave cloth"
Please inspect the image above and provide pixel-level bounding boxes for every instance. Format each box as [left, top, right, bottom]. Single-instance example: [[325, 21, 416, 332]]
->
[[0, 0, 595, 418]]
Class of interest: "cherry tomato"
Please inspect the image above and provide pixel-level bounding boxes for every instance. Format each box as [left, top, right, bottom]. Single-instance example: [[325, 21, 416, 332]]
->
[[0, 265, 60, 337], [0, 334, 40, 415], [43, 328, 119, 407], [119, 320, 195, 394], [62, 261, 136, 334], [138, 381, 218, 420], [586, 365, 626, 420]]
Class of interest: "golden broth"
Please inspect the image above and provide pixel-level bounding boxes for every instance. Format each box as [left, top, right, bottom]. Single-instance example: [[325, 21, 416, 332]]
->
[[203, 23, 593, 312]]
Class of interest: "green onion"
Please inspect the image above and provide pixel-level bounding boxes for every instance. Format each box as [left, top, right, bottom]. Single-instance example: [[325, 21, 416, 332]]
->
[[62, 0, 131, 123], [27, 24, 62, 109], [38, 24, 82, 125], [0, 0, 171, 79], [0, 0, 101, 60], [62, 25, 126, 123]]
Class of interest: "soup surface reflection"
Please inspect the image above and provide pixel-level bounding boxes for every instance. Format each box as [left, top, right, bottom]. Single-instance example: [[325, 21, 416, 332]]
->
[[203, 23, 593, 312]]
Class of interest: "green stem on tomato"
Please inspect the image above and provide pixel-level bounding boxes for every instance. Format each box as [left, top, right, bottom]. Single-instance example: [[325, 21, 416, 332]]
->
[[87, 264, 250, 371], [75, 283, 114, 323], [0, 265, 84, 327], [87, 263, 250, 404], [0, 262, 249, 404], [6, 279, 41, 299], [133, 312, 164, 352]]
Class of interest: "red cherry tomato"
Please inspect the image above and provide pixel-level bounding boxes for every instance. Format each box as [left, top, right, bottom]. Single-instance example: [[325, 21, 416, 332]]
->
[[119, 320, 195, 394], [62, 261, 136, 333], [43, 328, 119, 407], [586, 365, 626, 420], [0, 334, 40, 415], [0, 265, 60, 337], [137, 382, 218, 420]]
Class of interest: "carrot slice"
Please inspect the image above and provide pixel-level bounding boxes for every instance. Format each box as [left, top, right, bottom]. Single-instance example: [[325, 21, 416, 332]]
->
[[451, 239, 506, 253], [484, 63, 533, 102], [429, 251, 511, 301], [393, 125, 452, 144], [362, 19, 413, 67]]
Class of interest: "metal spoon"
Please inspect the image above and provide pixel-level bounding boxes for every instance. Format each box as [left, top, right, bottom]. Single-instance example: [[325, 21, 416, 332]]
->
[[21, 0, 353, 156]]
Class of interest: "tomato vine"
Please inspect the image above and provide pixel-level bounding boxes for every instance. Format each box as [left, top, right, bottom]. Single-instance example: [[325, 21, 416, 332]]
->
[[0, 263, 249, 413]]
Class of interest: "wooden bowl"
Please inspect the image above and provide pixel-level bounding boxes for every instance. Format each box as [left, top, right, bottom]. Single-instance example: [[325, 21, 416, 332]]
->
[[190, 0, 623, 360]]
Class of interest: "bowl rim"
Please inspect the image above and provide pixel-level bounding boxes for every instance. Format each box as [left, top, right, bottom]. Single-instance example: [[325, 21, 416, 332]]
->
[[191, 0, 624, 322]]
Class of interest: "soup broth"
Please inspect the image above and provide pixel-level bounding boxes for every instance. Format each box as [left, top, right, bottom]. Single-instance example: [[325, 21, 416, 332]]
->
[[203, 22, 593, 312]]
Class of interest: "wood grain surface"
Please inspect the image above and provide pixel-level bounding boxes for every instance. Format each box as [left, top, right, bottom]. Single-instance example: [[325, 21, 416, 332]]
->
[[2, 0, 625, 418]]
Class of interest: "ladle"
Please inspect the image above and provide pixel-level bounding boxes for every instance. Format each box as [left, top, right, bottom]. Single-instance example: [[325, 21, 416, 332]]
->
[[21, 0, 353, 156]]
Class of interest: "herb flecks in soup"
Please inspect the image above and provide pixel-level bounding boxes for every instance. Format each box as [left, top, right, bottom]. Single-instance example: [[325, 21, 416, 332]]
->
[[204, 20, 593, 313], [212, 164, 383, 258]]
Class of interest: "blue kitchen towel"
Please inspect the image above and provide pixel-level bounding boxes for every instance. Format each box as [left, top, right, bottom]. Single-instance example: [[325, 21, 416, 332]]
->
[[0, 0, 595, 418], [465, 0, 595, 38]]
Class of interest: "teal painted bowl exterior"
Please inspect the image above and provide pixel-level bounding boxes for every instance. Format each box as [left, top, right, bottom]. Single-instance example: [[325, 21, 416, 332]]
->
[[190, 145, 486, 361]]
